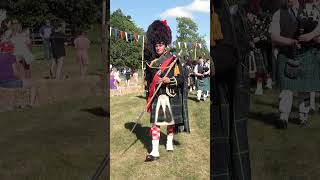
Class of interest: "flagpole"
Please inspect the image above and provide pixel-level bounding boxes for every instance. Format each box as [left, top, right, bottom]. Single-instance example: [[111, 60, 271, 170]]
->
[[141, 35, 145, 90], [194, 43, 197, 59]]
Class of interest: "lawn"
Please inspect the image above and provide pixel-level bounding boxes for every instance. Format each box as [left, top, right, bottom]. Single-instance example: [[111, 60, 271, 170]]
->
[[0, 96, 107, 180], [110, 91, 210, 180], [0, 25, 107, 179], [249, 88, 320, 180]]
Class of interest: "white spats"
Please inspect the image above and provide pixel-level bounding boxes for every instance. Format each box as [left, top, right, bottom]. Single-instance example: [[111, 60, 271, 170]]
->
[[266, 77, 272, 89], [280, 112, 289, 122], [310, 92, 317, 111], [255, 80, 263, 95], [166, 135, 174, 151], [150, 140, 160, 157], [197, 90, 202, 101]]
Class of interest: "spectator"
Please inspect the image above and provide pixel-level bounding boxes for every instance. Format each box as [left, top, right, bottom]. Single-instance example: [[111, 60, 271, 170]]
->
[[50, 25, 67, 80], [74, 31, 90, 78], [0, 18, 12, 42], [110, 68, 122, 96], [39, 20, 53, 61], [0, 42, 38, 108], [10, 22, 34, 78], [125, 67, 131, 86], [186, 59, 195, 92], [132, 69, 139, 83]]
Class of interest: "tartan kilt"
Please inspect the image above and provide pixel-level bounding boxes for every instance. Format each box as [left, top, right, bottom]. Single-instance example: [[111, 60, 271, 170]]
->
[[212, 64, 251, 180], [278, 49, 320, 91], [150, 91, 184, 125], [196, 77, 210, 91]]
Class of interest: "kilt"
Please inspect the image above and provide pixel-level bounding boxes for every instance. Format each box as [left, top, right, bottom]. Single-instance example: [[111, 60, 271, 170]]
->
[[196, 76, 210, 91], [278, 49, 320, 91], [150, 91, 184, 126], [212, 63, 251, 180]]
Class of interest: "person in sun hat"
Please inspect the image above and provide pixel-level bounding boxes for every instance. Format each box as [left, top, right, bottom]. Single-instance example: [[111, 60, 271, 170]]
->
[[143, 19, 189, 162]]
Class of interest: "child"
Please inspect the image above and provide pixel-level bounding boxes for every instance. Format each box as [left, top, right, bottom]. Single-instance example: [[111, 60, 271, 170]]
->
[[74, 31, 90, 78]]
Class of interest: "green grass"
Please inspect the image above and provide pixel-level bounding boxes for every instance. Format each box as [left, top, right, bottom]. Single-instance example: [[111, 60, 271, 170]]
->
[[110, 92, 210, 180], [0, 96, 106, 180], [249, 89, 320, 180], [0, 25, 107, 179]]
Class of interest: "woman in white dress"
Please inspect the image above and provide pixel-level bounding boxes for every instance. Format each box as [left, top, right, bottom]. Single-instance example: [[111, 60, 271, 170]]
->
[[10, 23, 34, 78]]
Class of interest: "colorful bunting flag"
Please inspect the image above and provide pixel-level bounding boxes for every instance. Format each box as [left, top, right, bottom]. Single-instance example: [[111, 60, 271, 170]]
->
[[125, 32, 128, 41], [129, 33, 133, 42], [109, 26, 207, 48]]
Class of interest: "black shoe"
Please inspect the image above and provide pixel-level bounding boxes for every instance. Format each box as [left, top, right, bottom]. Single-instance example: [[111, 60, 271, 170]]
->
[[167, 150, 174, 152], [145, 155, 159, 162]]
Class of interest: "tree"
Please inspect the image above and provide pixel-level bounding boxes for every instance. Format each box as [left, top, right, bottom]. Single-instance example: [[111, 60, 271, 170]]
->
[[176, 17, 209, 61], [110, 9, 144, 70], [0, 0, 100, 33]]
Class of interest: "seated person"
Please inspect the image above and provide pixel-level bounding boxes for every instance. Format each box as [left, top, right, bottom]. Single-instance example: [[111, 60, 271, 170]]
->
[[0, 42, 38, 107]]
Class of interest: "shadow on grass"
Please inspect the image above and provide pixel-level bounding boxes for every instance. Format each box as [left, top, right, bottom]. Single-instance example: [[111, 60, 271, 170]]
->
[[188, 96, 199, 102], [250, 111, 303, 128], [81, 107, 108, 117], [249, 112, 278, 128], [135, 95, 146, 100], [124, 122, 180, 153], [253, 99, 278, 109]]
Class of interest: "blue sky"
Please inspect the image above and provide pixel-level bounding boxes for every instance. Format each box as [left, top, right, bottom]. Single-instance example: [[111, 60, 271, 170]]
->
[[110, 0, 210, 47]]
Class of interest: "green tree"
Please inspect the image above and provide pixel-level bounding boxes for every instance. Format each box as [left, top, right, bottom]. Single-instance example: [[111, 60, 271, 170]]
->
[[110, 9, 144, 70], [1, 0, 100, 33], [176, 17, 209, 60]]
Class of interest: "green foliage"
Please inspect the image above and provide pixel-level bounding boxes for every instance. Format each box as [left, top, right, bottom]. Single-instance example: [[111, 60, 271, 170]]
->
[[176, 17, 209, 60], [1, 0, 100, 32], [110, 9, 144, 70]]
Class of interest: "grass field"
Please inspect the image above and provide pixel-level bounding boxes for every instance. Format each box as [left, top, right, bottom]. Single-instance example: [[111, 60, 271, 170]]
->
[[249, 88, 320, 180], [0, 96, 106, 180], [110, 91, 210, 180], [0, 25, 107, 179]]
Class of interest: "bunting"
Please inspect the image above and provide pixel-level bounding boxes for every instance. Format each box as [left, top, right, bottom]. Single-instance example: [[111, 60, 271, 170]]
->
[[109, 26, 208, 49]]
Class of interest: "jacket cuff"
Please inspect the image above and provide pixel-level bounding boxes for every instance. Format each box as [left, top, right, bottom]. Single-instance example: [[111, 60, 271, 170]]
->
[[169, 77, 178, 86]]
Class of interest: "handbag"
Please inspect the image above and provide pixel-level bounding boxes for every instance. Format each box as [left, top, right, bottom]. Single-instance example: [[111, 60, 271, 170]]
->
[[284, 59, 301, 79]]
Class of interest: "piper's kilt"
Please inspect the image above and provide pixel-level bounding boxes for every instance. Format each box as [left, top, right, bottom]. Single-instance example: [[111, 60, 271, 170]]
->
[[196, 76, 210, 91], [150, 91, 184, 125], [278, 49, 320, 91]]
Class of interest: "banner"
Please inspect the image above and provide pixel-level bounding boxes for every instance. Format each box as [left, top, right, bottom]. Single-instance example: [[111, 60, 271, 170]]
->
[[110, 26, 207, 49]]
